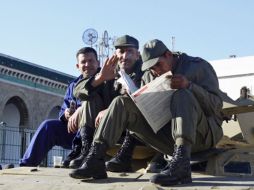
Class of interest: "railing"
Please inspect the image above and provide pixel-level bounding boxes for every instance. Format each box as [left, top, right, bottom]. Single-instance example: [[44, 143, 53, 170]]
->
[[0, 123, 70, 167]]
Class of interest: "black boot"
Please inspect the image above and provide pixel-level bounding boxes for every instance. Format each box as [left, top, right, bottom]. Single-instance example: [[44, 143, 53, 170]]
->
[[150, 145, 192, 186], [106, 131, 137, 172], [69, 126, 95, 169], [147, 152, 168, 173], [69, 142, 108, 179], [62, 135, 82, 168]]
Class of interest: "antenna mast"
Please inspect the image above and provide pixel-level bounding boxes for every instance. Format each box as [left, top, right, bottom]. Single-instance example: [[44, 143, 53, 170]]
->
[[82, 29, 115, 66], [171, 36, 175, 52]]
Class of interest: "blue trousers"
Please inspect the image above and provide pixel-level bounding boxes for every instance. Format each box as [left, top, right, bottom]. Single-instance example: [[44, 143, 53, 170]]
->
[[20, 119, 77, 166]]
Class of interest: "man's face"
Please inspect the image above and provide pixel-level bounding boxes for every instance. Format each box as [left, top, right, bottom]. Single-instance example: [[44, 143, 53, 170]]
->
[[115, 47, 139, 74], [150, 53, 172, 77], [76, 52, 99, 78]]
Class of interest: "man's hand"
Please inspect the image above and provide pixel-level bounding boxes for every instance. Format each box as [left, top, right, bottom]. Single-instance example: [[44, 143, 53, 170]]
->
[[67, 107, 81, 133], [170, 74, 190, 89], [64, 100, 76, 121], [92, 55, 118, 87], [64, 108, 72, 121], [95, 109, 108, 128], [99, 55, 119, 81]]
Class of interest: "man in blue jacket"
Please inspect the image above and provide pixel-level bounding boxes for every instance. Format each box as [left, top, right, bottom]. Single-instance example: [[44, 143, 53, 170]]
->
[[20, 47, 100, 167]]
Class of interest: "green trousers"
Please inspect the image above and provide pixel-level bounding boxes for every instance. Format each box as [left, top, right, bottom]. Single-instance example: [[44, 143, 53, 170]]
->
[[78, 94, 105, 129], [94, 89, 214, 155]]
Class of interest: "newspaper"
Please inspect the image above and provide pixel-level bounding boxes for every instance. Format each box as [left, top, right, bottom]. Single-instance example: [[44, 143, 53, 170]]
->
[[118, 70, 175, 133]]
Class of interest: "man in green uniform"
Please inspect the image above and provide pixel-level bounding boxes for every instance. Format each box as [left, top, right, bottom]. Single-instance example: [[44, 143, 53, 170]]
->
[[67, 35, 143, 169], [69, 39, 223, 186]]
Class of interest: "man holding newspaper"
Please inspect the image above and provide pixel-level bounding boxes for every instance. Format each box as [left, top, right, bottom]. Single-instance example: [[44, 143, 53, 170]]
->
[[69, 39, 223, 186]]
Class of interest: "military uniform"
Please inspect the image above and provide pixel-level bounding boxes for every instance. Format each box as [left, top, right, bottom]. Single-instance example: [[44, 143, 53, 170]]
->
[[74, 60, 143, 128], [69, 39, 224, 185], [67, 35, 144, 169], [67, 59, 143, 169], [93, 52, 223, 155]]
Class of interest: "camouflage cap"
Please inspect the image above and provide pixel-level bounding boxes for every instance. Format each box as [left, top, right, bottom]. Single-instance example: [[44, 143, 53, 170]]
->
[[141, 39, 169, 71], [114, 35, 139, 49]]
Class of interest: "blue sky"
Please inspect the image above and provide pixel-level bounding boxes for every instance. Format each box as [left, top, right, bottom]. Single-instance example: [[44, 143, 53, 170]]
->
[[0, 0, 253, 76]]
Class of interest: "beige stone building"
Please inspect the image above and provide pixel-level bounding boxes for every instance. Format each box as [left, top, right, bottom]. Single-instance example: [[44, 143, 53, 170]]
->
[[0, 53, 75, 165]]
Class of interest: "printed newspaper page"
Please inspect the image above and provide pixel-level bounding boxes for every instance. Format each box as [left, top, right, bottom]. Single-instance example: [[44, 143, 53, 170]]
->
[[119, 70, 174, 133]]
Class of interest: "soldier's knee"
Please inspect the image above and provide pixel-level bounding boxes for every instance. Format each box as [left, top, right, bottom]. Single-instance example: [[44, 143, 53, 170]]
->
[[112, 96, 131, 106], [172, 89, 192, 102]]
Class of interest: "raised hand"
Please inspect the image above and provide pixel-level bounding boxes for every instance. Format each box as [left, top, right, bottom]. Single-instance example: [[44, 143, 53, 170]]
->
[[99, 55, 118, 81]]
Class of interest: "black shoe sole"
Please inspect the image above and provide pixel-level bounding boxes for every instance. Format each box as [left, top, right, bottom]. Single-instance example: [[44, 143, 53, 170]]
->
[[150, 177, 192, 186], [69, 172, 108, 180], [69, 163, 81, 169], [106, 163, 132, 172]]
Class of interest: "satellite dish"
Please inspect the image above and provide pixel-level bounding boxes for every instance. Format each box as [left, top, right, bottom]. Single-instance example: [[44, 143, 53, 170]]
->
[[82, 28, 98, 46], [103, 30, 109, 47]]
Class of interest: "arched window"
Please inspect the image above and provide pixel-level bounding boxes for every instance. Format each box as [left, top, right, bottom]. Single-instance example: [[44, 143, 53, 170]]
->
[[2, 96, 28, 127]]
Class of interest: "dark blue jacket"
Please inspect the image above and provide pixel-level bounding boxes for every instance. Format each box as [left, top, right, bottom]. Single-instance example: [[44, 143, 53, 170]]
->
[[59, 75, 82, 121]]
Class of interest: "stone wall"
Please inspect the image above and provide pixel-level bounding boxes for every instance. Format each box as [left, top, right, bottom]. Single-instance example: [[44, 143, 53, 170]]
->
[[0, 80, 64, 129]]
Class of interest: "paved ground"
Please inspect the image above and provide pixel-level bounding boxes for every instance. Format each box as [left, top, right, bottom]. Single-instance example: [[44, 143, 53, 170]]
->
[[0, 167, 254, 190]]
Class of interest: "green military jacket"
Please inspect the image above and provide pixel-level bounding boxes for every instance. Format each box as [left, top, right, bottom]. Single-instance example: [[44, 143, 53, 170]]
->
[[142, 52, 223, 146], [73, 60, 143, 108]]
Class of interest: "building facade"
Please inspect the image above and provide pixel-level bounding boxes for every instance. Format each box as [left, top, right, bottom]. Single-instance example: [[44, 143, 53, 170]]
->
[[0, 53, 75, 166], [0, 53, 75, 128], [211, 56, 254, 100]]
